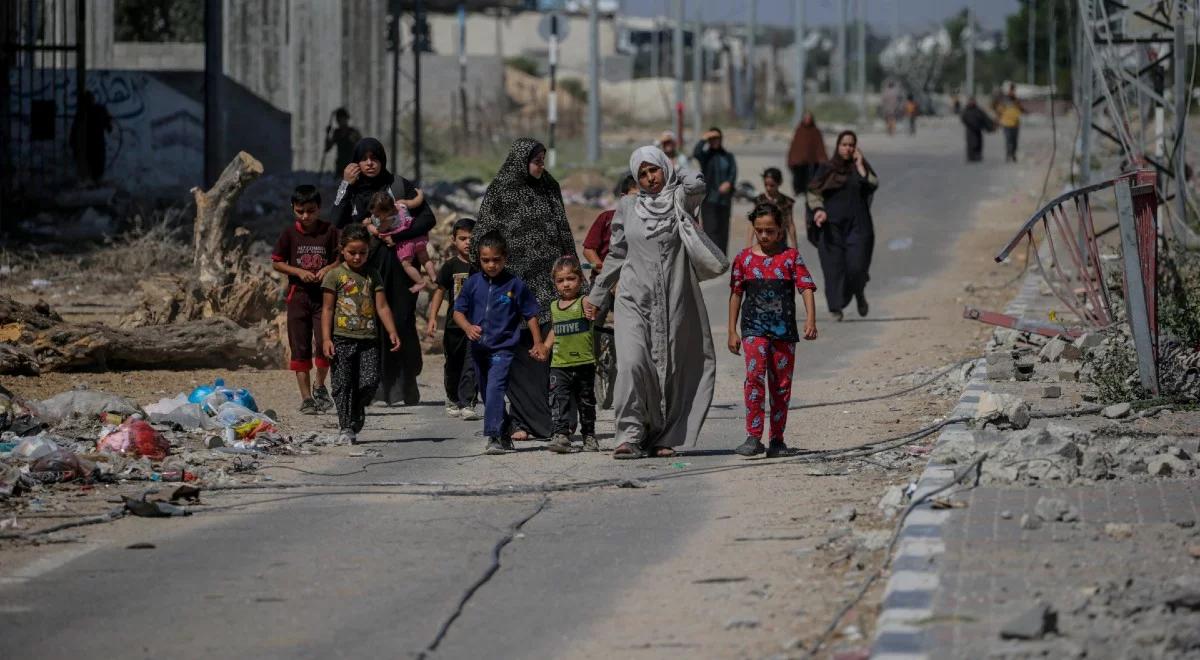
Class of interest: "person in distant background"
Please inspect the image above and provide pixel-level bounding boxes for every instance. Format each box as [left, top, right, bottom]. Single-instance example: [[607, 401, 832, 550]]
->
[[657, 130, 689, 170], [325, 107, 362, 182], [693, 127, 738, 254], [960, 98, 996, 163], [993, 83, 1024, 162], [904, 94, 919, 135], [785, 111, 828, 197]]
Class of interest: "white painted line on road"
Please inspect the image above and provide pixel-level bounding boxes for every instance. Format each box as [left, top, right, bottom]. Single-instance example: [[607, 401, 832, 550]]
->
[[0, 542, 104, 587]]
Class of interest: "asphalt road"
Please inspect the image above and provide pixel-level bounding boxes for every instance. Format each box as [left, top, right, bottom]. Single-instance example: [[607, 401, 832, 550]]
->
[[0, 120, 1024, 659]]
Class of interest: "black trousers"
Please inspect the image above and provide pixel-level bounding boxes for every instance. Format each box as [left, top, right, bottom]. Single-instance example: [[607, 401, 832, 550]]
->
[[701, 202, 732, 254], [331, 336, 379, 432], [1003, 126, 1019, 162], [789, 164, 815, 197], [816, 216, 874, 314], [505, 326, 554, 438], [550, 364, 596, 437], [443, 328, 477, 408]]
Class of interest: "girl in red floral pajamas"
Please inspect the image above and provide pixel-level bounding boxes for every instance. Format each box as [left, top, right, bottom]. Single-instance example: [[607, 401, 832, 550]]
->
[[728, 201, 819, 457]]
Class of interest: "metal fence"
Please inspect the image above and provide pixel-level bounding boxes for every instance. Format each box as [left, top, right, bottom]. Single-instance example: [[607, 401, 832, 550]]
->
[[1, 0, 86, 195]]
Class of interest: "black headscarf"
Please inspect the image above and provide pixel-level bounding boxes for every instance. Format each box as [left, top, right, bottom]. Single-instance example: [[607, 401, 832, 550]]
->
[[471, 137, 577, 322], [336, 137, 397, 228], [808, 130, 874, 196]]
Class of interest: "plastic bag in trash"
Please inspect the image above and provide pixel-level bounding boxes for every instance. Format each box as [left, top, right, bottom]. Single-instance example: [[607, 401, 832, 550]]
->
[[214, 402, 277, 440], [97, 420, 171, 460], [29, 449, 95, 483], [12, 434, 61, 462], [146, 395, 216, 431], [36, 389, 142, 422], [191, 378, 258, 412]]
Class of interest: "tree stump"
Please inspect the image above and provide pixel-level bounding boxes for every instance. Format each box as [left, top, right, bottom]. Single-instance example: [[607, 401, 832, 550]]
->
[[191, 151, 264, 288]]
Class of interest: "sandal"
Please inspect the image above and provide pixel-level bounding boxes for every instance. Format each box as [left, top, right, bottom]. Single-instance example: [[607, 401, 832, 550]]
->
[[653, 447, 676, 458], [612, 442, 646, 460]]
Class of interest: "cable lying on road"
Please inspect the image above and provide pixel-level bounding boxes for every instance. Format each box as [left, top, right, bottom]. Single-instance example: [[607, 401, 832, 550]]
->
[[801, 455, 987, 660]]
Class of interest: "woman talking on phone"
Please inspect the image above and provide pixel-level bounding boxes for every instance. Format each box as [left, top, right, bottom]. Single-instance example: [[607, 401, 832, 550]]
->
[[805, 130, 878, 322]]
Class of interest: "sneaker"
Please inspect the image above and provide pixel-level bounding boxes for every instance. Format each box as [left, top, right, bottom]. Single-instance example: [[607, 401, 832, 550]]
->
[[547, 434, 575, 454], [766, 441, 789, 458], [312, 385, 334, 411], [299, 398, 319, 415], [500, 436, 515, 451], [336, 429, 355, 445], [445, 403, 461, 418], [582, 435, 600, 452], [734, 436, 766, 457], [485, 438, 506, 455], [459, 407, 481, 421]]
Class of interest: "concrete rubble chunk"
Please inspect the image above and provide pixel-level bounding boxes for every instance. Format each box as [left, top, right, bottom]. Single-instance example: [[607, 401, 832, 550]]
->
[[1020, 513, 1042, 530], [975, 392, 1031, 429], [877, 485, 905, 511], [999, 602, 1058, 640], [853, 529, 891, 552], [1034, 496, 1080, 523], [828, 505, 857, 523], [1079, 449, 1113, 480], [1147, 455, 1190, 477], [1102, 402, 1132, 419], [725, 615, 760, 630], [987, 358, 1016, 381], [1074, 332, 1104, 351], [1014, 361, 1036, 381], [983, 428, 1081, 484], [1042, 385, 1062, 399], [1058, 362, 1082, 382], [1039, 338, 1068, 363]]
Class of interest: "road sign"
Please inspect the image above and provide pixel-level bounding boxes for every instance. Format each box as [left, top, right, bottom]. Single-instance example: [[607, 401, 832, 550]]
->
[[538, 12, 570, 41]]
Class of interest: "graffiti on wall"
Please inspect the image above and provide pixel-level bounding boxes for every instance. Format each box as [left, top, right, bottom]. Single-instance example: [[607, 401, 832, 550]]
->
[[6, 69, 202, 192]]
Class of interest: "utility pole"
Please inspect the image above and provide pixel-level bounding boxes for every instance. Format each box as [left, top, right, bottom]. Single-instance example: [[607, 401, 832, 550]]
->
[[1078, 0, 1091, 185], [856, 0, 866, 127], [390, 1, 401, 166], [457, 4, 468, 138], [674, 0, 685, 142], [692, 7, 703, 140], [1047, 0, 1055, 100], [413, 0, 425, 183], [1026, 0, 1036, 84], [651, 16, 660, 79], [203, 0, 223, 186], [746, 0, 757, 128], [1174, 0, 1187, 226], [793, 0, 806, 124], [835, 0, 847, 95], [587, 0, 600, 163], [964, 2, 974, 98], [548, 13, 560, 168]]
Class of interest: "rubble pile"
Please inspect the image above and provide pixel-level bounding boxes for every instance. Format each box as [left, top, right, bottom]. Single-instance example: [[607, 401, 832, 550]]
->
[[0, 380, 325, 520]]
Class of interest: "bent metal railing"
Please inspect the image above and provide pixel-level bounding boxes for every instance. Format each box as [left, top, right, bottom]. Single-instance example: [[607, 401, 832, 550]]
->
[[972, 169, 1160, 393]]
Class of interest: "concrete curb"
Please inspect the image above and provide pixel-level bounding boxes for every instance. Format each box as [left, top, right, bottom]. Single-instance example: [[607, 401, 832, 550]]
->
[[870, 275, 1042, 659]]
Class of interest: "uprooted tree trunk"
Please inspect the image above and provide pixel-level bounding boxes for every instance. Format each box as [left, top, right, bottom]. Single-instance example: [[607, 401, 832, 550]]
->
[[122, 151, 278, 333], [0, 297, 279, 375], [192, 151, 263, 288]]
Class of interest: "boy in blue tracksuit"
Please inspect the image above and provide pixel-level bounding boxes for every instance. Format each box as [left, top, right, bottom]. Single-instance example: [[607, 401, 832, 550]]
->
[[453, 232, 547, 455]]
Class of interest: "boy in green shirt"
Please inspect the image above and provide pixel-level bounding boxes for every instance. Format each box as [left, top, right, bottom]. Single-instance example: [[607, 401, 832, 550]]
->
[[542, 257, 598, 453]]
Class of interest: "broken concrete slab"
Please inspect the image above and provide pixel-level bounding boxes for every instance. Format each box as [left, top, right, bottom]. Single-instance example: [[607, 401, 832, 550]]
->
[[1102, 402, 1133, 419], [828, 505, 857, 523], [1058, 362, 1082, 382], [974, 392, 1031, 429], [1034, 496, 1080, 523], [999, 602, 1058, 640], [1042, 385, 1062, 399], [1147, 455, 1191, 477]]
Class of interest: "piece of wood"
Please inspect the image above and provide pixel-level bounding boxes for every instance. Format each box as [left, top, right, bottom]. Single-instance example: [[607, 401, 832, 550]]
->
[[0, 297, 278, 374], [191, 151, 263, 288]]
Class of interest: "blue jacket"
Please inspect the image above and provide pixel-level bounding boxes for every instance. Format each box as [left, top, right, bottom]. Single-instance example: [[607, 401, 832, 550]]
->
[[453, 270, 541, 350]]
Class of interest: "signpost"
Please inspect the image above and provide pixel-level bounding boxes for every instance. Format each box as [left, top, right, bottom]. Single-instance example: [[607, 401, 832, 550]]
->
[[539, 12, 568, 168]]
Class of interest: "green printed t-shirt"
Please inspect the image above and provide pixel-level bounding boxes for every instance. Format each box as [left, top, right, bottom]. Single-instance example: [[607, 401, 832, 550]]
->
[[550, 297, 595, 368], [321, 263, 383, 339]]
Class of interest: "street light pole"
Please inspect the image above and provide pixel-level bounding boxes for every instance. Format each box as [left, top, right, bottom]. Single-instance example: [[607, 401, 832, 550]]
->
[[793, 0, 805, 125], [836, 0, 847, 95], [965, 3, 974, 98], [857, 0, 866, 127], [674, 0, 684, 142], [692, 6, 703, 140], [1027, 0, 1036, 84], [587, 0, 600, 163], [746, 0, 757, 129]]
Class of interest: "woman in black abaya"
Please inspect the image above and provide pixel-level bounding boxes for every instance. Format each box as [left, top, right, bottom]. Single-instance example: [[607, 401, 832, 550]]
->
[[805, 130, 878, 322], [332, 137, 433, 404]]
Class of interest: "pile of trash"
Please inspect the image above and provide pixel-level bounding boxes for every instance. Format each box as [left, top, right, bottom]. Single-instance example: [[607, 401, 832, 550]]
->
[[1, 379, 309, 503]]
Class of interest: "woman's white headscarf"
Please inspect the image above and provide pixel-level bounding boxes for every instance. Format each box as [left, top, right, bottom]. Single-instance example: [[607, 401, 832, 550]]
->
[[629, 145, 691, 238]]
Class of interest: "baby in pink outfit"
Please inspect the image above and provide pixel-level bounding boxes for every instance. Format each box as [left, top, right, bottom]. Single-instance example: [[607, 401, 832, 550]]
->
[[366, 191, 437, 293]]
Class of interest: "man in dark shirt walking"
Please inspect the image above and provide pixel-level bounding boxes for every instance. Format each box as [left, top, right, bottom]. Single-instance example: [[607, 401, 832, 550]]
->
[[324, 108, 362, 181], [692, 127, 738, 254]]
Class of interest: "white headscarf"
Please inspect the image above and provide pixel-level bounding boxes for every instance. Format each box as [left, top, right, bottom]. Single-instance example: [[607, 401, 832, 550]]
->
[[629, 145, 690, 238]]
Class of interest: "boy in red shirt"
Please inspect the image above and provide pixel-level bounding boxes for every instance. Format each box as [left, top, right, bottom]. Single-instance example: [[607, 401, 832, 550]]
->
[[272, 185, 340, 414]]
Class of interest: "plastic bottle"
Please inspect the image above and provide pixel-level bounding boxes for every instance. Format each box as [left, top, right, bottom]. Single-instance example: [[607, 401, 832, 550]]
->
[[188, 378, 224, 405]]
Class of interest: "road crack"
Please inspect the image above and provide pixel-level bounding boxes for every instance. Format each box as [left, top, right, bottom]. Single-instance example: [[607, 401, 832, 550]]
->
[[418, 495, 550, 657]]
